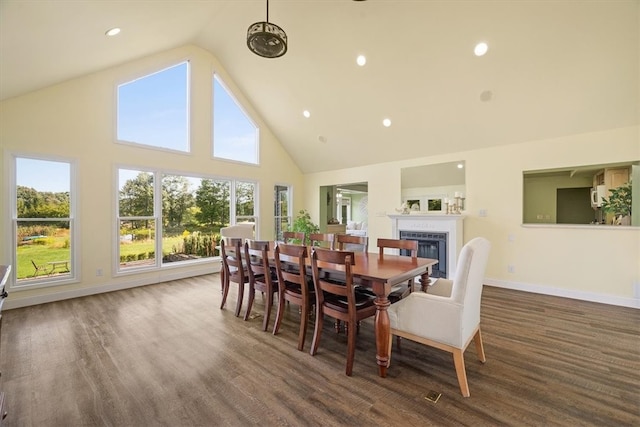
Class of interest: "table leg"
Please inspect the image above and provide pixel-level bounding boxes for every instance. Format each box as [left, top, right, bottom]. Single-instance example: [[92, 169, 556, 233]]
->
[[374, 294, 391, 377], [420, 268, 432, 293]]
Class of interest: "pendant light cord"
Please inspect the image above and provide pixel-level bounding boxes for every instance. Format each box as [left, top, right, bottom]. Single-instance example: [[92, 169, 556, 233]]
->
[[266, 0, 270, 23]]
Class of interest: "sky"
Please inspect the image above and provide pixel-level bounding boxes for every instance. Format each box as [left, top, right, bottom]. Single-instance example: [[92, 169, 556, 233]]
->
[[17, 157, 70, 193]]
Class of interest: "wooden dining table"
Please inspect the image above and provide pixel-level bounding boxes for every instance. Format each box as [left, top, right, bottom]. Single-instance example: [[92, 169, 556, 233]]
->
[[224, 241, 438, 377], [345, 251, 438, 377], [262, 244, 437, 377]]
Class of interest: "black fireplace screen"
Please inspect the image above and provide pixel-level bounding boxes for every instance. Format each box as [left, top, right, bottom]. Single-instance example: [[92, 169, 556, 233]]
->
[[399, 231, 447, 278]]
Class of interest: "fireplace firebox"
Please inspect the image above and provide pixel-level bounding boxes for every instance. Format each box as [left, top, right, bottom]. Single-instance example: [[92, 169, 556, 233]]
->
[[399, 231, 447, 278]]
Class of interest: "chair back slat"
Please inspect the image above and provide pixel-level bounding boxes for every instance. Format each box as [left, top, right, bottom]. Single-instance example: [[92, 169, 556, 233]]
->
[[221, 238, 244, 272], [377, 238, 417, 258], [336, 234, 368, 252], [309, 233, 336, 250], [311, 248, 355, 300], [244, 240, 271, 282], [282, 231, 306, 245], [274, 243, 308, 289]]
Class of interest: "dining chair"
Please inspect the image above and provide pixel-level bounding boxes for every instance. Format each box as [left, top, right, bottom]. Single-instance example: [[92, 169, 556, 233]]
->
[[218, 225, 254, 293], [272, 243, 315, 351], [220, 238, 249, 317], [243, 240, 278, 331], [336, 234, 368, 253], [282, 231, 306, 245], [309, 233, 336, 250], [377, 238, 418, 302], [310, 247, 377, 376], [387, 237, 491, 397]]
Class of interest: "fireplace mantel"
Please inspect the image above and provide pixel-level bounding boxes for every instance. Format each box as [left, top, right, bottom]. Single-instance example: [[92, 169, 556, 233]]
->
[[388, 214, 465, 279]]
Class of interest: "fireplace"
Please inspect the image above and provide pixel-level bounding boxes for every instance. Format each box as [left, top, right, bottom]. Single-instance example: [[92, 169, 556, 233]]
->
[[399, 231, 447, 278], [388, 214, 464, 279]]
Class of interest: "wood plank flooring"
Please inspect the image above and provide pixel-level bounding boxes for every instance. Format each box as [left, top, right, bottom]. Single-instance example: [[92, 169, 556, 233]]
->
[[0, 274, 638, 426]]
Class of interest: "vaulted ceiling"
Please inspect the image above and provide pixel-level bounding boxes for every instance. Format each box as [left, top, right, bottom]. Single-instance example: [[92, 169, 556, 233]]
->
[[1, 0, 638, 173]]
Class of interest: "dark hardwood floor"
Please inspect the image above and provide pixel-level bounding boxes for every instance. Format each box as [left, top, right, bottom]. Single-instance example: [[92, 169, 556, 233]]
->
[[1, 274, 638, 426]]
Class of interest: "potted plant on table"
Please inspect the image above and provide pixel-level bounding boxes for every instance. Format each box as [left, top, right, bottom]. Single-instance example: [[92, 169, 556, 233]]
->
[[289, 209, 319, 245], [601, 181, 632, 225]]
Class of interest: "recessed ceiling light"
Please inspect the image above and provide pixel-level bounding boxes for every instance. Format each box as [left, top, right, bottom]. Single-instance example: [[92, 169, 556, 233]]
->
[[474, 42, 488, 56], [457, 163, 464, 169], [105, 27, 121, 37], [303, 110, 311, 118], [356, 55, 366, 66], [382, 118, 391, 127]]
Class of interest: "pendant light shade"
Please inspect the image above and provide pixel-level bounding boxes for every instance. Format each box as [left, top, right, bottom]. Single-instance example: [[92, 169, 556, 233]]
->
[[247, 0, 288, 58]]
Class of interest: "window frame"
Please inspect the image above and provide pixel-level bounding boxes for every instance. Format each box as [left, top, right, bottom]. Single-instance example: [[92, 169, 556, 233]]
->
[[114, 165, 259, 276], [274, 184, 292, 241], [7, 152, 79, 290]]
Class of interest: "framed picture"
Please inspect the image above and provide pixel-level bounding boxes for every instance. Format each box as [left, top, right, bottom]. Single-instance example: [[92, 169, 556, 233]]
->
[[406, 199, 421, 211], [426, 197, 444, 212]]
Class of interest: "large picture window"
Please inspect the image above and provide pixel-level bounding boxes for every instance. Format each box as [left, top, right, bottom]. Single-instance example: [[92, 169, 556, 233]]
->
[[213, 74, 259, 164], [117, 167, 257, 271], [117, 61, 190, 152], [12, 155, 75, 287]]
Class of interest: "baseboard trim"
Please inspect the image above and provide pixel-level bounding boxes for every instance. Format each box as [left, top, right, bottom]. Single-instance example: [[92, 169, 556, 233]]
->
[[485, 278, 639, 309], [4, 265, 219, 310]]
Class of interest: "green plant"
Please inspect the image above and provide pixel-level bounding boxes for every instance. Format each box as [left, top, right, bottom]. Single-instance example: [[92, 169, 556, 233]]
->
[[601, 181, 632, 217], [289, 209, 319, 244]]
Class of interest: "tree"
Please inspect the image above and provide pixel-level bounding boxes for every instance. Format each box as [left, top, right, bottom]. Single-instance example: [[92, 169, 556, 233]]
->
[[235, 181, 255, 217], [119, 172, 154, 228], [119, 172, 153, 217], [17, 186, 70, 219], [195, 179, 230, 226], [162, 175, 194, 227]]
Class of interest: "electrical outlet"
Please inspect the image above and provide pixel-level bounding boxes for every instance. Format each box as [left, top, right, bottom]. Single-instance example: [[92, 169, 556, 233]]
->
[[507, 265, 515, 274], [508, 233, 515, 242], [479, 209, 487, 217], [96, 268, 103, 277]]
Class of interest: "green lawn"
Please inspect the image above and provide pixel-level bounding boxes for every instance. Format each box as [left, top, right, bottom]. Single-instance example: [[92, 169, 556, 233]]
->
[[17, 236, 194, 280], [16, 227, 222, 280], [17, 240, 71, 279]]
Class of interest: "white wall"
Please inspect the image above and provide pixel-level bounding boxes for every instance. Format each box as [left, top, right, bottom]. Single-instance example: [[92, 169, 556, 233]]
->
[[303, 126, 640, 308], [0, 45, 305, 308]]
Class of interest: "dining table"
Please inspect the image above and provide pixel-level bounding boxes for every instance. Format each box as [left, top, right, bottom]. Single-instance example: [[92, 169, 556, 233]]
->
[[264, 244, 438, 377], [344, 251, 438, 377]]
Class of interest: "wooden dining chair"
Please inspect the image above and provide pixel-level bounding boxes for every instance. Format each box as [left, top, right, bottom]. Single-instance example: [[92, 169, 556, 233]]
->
[[220, 238, 249, 317], [310, 248, 377, 376], [243, 240, 278, 331], [377, 238, 418, 302], [282, 231, 305, 245], [309, 233, 336, 250], [336, 234, 368, 253], [273, 243, 315, 351]]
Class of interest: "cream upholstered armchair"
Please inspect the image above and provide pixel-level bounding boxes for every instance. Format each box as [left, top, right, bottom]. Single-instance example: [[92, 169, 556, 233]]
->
[[387, 237, 491, 397], [220, 223, 255, 240]]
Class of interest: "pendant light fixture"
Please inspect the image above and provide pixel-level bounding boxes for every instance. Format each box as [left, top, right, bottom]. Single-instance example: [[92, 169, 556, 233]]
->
[[247, 0, 288, 58]]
